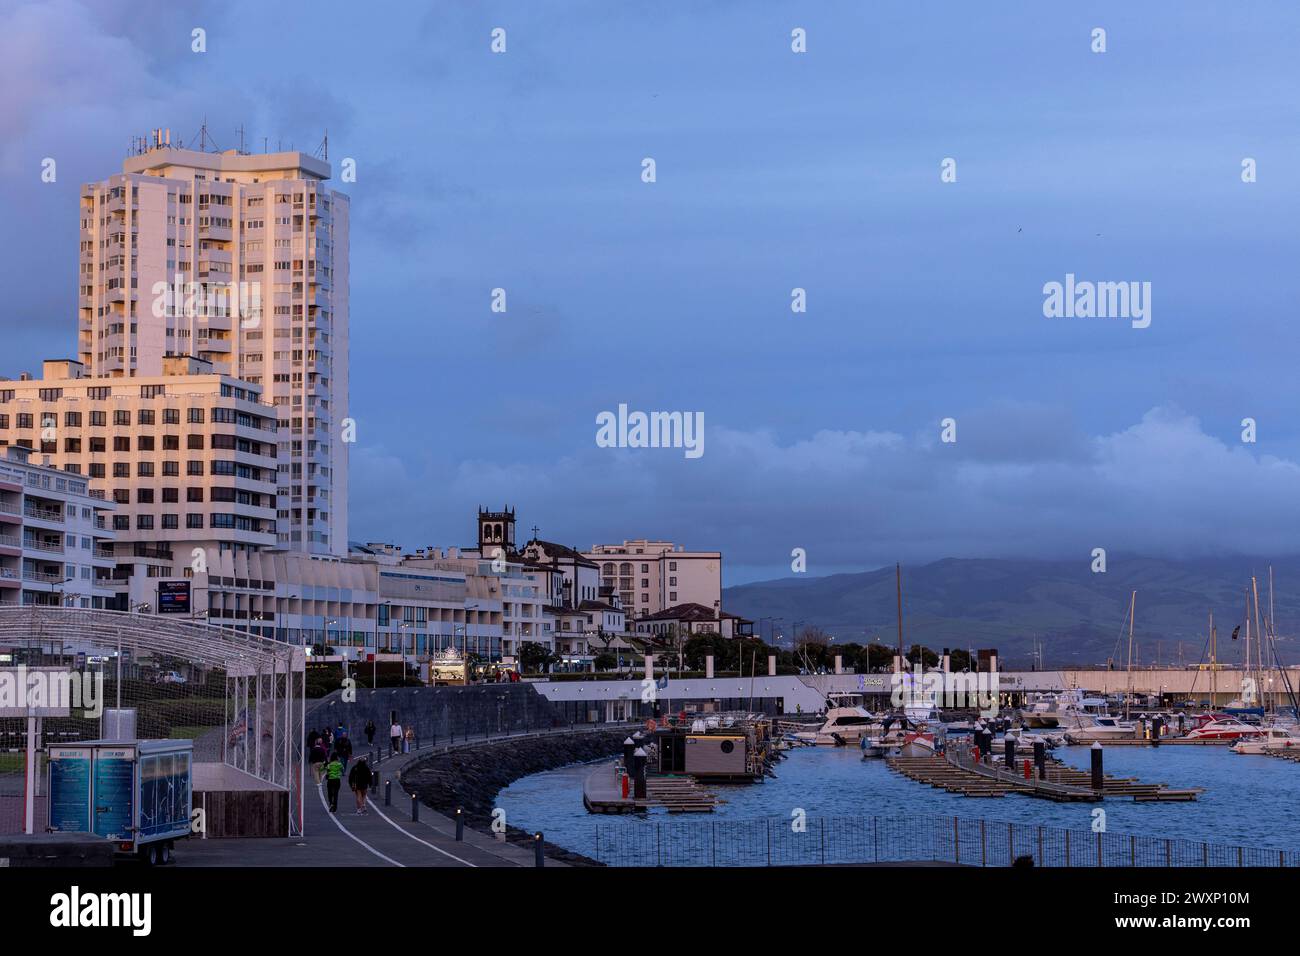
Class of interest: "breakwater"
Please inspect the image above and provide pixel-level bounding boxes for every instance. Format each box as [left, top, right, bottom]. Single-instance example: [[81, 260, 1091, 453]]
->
[[402, 729, 628, 865]]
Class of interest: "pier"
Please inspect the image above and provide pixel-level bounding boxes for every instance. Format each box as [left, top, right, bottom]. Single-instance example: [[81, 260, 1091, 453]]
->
[[886, 747, 1202, 802], [583, 761, 718, 813]]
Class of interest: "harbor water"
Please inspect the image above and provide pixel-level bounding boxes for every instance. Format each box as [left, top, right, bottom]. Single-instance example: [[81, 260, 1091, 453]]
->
[[496, 744, 1300, 861]]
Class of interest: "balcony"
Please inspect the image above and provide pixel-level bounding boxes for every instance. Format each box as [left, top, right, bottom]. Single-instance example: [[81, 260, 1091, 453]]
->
[[22, 569, 63, 584], [23, 505, 63, 523], [22, 539, 64, 555]]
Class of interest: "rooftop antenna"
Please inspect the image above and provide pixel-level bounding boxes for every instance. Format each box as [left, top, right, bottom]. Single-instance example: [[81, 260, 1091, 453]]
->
[[200, 117, 208, 152], [238, 124, 245, 155]]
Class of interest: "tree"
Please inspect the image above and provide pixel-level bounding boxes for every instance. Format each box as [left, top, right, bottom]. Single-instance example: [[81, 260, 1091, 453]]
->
[[519, 641, 558, 674]]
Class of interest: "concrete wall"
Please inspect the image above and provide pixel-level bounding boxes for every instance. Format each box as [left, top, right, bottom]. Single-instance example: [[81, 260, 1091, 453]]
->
[[308, 683, 567, 748]]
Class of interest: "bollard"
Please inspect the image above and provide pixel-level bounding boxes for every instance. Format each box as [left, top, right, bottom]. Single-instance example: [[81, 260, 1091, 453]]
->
[[371, 768, 379, 790], [411, 794, 419, 823], [621, 774, 629, 799], [455, 807, 464, 841], [1151, 716, 1162, 747], [385, 779, 391, 806], [534, 832, 545, 868], [623, 737, 636, 774], [1090, 741, 1104, 791], [1033, 740, 1046, 780], [1003, 737, 1015, 772], [1023, 759, 1031, 780], [633, 747, 648, 800]]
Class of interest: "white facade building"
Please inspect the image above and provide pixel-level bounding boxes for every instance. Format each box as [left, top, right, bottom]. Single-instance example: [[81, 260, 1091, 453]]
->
[[586, 539, 722, 620], [77, 139, 348, 555], [0, 445, 116, 608]]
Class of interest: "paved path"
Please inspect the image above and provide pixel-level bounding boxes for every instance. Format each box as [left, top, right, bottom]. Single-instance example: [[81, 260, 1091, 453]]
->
[[180, 725, 631, 867]]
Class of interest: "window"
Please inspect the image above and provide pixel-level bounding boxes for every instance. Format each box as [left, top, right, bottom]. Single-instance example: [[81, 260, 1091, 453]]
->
[[113, 437, 130, 452], [89, 437, 105, 452], [112, 463, 129, 478], [163, 435, 179, 450], [137, 436, 154, 451], [186, 488, 204, 502], [136, 462, 154, 477], [162, 514, 178, 530], [136, 515, 154, 530], [187, 461, 203, 476], [112, 489, 129, 504], [113, 515, 129, 530], [64, 411, 81, 427], [114, 410, 130, 426], [162, 488, 178, 503], [162, 461, 179, 476], [90, 411, 106, 427], [186, 514, 203, 529], [88, 463, 105, 478], [187, 434, 204, 449], [137, 489, 154, 504], [188, 408, 205, 424], [16, 413, 32, 429], [163, 408, 180, 424]]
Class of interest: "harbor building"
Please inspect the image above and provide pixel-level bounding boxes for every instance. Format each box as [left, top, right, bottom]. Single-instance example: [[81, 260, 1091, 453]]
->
[[635, 602, 754, 640], [585, 539, 722, 619], [0, 357, 278, 610], [0, 445, 116, 608], [76, 134, 349, 555]]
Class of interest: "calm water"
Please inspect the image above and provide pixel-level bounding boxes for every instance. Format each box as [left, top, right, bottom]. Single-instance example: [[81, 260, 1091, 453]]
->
[[497, 744, 1300, 860]]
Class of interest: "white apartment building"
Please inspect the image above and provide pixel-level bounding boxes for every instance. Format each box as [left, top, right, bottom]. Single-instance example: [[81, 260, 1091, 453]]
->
[[586, 539, 722, 620], [77, 137, 348, 555], [0, 445, 116, 608], [0, 357, 278, 608]]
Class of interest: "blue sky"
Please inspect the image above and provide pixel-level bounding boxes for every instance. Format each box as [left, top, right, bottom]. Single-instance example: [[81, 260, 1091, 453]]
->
[[3, 0, 1300, 583]]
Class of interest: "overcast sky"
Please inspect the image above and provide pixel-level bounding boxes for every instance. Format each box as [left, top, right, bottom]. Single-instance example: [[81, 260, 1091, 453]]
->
[[4, 0, 1300, 584]]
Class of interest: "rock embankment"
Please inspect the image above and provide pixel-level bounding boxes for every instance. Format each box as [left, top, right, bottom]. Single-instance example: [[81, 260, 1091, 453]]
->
[[402, 730, 627, 865]]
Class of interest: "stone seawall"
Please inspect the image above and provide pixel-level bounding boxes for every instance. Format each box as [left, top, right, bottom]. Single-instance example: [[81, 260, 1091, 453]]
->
[[308, 683, 566, 746], [402, 730, 628, 865]]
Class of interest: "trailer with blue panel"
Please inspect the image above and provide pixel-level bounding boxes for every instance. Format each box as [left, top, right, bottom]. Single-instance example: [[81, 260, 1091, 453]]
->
[[47, 739, 193, 865]]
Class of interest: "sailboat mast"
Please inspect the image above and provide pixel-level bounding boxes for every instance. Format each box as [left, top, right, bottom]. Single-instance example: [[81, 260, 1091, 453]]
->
[[1125, 590, 1136, 720], [1209, 610, 1216, 706], [1252, 576, 1265, 711], [896, 563, 904, 664]]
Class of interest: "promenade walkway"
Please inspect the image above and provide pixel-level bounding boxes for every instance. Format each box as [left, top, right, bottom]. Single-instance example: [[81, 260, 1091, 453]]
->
[[179, 725, 623, 867]]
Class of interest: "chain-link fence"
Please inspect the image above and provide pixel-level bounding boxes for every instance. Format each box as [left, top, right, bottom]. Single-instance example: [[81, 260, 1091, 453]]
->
[[593, 813, 1300, 867], [0, 606, 304, 836]]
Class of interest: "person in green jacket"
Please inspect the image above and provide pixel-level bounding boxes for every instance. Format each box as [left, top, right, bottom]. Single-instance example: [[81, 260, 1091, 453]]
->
[[322, 754, 344, 812]]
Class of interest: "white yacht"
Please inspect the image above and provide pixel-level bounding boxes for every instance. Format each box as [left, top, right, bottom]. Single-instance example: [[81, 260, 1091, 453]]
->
[[1230, 726, 1300, 754], [791, 693, 877, 746], [1062, 713, 1136, 744]]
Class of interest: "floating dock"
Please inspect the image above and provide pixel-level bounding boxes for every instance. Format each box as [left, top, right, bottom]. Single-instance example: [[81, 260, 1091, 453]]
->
[[887, 748, 1202, 802], [583, 761, 718, 814]]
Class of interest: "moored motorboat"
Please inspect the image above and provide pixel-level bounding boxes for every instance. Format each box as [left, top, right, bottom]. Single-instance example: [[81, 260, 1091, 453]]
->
[[1230, 725, 1300, 754]]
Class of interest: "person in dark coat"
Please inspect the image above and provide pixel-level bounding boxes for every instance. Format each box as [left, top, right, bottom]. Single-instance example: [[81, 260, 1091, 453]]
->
[[348, 758, 372, 815], [364, 719, 376, 746]]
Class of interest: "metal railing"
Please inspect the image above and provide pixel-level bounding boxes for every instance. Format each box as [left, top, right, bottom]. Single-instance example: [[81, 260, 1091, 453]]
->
[[591, 813, 1300, 868]]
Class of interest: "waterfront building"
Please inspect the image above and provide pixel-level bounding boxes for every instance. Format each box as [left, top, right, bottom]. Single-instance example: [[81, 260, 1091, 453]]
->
[[0, 445, 116, 608], [0, 357, 278, 610], [76, 136, 349, 555], [585, 539, 722, 620], [634, 602, 754, 641]]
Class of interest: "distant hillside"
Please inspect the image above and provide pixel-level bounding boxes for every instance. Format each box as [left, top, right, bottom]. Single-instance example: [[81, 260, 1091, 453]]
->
[[721, 556, 1300, 667]]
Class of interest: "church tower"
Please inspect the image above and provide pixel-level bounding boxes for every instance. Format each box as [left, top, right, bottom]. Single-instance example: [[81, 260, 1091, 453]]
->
[[477, 506, 516, 557]]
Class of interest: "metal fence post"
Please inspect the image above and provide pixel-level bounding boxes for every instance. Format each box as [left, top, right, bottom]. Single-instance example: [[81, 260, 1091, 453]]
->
[[1130, 834, 1136, 867], [656, 822, 662, 867], [980, 819, 986, 867], [1097, 830, 1103, 867], [954, 817, 960, 864], [1065, 828, 1070, 866], [1008, 822, 1013, 865], [1037, 826, 1043, 866], [1166, 839, 1172, 867], [766, 818, 772, 866], [820, 817, 825, 866]]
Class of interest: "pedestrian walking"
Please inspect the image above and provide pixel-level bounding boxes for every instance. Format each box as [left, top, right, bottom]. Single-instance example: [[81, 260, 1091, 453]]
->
[[348, 757, 371, 815], [336, 731, 353, 771], [403, 726, 414, 754], [364, 719, 376, 746], [309, 739, 327, 782], [322, 753, 344, 812], [390, 720, 402, 755]]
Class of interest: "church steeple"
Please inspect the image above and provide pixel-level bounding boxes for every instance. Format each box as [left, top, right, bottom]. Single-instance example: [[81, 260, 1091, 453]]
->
[[477, 505, 516, 556]]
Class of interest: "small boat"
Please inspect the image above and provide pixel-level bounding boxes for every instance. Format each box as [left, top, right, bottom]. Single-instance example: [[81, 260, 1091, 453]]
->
[[791, 693, 876, 746], [1230, 726, 1300, 754], [1185, 717, 1263, 741], [1062, 714, 1137, 744]]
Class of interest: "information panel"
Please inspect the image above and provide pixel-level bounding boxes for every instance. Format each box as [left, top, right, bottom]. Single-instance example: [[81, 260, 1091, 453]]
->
[[47, 747, 92, 833], [91, 747, 136, 840]]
